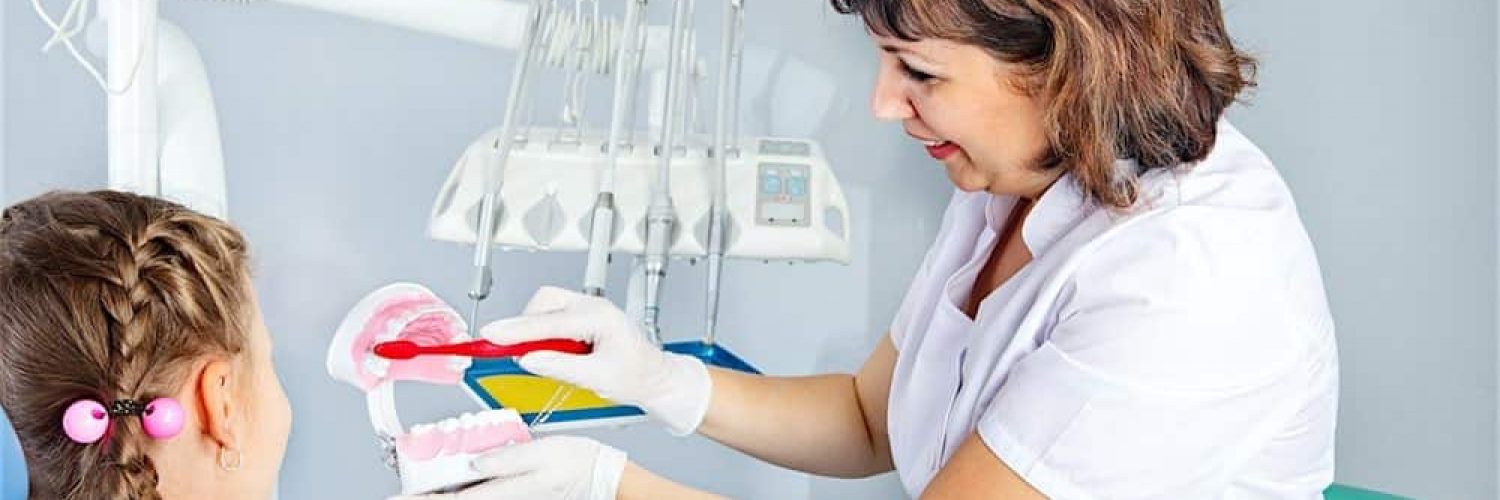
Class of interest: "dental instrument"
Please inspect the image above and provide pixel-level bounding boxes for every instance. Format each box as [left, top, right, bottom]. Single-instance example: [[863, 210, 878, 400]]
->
[[467, 0, 548, 340], [704, 0, 745, 345], [582, 0, 647, 297], [638, 0, 694, 344]]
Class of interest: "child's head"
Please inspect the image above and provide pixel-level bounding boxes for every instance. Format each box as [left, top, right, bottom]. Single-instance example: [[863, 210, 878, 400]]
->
[[0, 191, 290, 499]]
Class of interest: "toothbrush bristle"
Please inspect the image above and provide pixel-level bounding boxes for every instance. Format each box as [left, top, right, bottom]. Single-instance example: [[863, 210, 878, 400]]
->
[[373, 341, 418, 360]]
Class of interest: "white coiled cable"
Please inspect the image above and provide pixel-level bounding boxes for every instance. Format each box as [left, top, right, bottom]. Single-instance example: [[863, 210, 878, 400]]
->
[[30, 0, 147, 95], [535, 3, 623, 76]]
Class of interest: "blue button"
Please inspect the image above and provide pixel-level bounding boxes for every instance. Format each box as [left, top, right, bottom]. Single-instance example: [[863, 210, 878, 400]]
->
[[762, 175, 783, 195], [787, 177, 807, 197]]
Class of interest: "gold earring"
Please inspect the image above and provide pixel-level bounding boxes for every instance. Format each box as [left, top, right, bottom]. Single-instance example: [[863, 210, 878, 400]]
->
[[218, 446, 243, 472]]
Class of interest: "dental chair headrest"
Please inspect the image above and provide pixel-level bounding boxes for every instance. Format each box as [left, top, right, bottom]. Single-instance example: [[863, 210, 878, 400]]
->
[[1, 405, 27, 499]]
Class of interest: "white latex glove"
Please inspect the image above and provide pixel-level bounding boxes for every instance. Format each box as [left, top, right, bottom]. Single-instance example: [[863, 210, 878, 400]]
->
[[483, 286, 711, 436], [388, 435, 628, 500]]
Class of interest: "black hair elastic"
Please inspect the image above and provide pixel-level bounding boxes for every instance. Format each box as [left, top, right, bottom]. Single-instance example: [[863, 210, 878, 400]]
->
[[107, 399, 147, 417]]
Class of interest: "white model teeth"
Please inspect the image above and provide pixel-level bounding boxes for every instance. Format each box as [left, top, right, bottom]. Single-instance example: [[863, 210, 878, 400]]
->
[[923, 140, 948, 147], [442, 411, 500, 431], [470, 410, 510, 428], [410, 409, 526, 436]]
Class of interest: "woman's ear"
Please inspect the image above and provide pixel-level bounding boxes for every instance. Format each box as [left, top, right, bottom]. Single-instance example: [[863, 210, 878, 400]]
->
[[194, 358, 239, 448]]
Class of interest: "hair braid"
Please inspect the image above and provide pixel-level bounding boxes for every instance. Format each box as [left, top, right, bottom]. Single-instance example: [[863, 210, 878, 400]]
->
[[0, 190, 252, 500]]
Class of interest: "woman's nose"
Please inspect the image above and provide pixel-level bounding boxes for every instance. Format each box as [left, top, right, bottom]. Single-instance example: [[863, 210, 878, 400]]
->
[[870, 70, 915, 121]]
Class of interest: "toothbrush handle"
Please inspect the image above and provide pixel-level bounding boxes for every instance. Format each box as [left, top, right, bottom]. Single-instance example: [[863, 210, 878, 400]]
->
[[451, 339, 592, 358]]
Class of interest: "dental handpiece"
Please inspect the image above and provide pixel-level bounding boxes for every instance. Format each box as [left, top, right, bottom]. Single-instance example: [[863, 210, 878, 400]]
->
[[468, 188, 500, 336], [465, 0, 546, 336], [583, 0, 647, 298]]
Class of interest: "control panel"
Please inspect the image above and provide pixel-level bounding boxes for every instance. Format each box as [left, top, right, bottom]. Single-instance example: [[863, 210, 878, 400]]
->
[[757, 162, 811, 227]]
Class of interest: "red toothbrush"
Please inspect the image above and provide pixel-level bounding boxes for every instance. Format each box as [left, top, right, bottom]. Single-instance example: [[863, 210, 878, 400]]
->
[[372, 339, 592, 360]]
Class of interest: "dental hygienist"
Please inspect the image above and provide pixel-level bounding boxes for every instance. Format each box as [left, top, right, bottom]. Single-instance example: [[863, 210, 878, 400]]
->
[[402, 0, 1339, 498]]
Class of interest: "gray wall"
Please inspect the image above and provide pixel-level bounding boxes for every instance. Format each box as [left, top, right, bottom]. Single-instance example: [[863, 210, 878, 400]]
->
[[1222, 2, 1498, 499], [3, 1, 1498, 499]]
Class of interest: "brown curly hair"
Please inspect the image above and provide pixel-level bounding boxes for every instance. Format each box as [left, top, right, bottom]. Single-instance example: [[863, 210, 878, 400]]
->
[[832, 0, 1258, 207], [0, 191, 252, 499]]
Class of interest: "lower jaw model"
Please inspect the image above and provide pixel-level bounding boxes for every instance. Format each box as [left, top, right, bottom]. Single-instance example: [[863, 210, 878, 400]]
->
[[326, 282, 532, 495]]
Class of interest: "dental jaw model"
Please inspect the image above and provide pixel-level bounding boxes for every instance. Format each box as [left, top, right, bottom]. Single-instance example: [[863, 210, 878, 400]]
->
[[326, 283, 533, 495]]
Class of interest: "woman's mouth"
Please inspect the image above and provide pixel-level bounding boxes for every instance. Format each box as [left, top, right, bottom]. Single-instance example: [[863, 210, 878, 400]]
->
[[923, 140, 961, 160]]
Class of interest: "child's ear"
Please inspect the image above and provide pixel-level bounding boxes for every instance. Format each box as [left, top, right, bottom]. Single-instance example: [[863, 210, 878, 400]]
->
[[193, 358, 239, 448]]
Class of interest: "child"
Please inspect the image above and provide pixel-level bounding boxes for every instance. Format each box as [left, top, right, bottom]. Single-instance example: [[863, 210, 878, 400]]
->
[[0, 191, 291, 499]]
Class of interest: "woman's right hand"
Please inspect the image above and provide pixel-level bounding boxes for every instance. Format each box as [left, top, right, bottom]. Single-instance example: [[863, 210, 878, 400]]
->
[[481, 286, 712, 435]]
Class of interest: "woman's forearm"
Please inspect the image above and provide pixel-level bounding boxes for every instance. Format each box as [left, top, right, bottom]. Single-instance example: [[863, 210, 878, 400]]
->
[[694, 368, 893, 478], [613, 372, 887, 499], [617, 461, 727, 500]]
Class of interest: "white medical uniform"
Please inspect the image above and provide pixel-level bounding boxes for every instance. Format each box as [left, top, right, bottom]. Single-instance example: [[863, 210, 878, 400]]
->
[[887, 121, 1338, 499]]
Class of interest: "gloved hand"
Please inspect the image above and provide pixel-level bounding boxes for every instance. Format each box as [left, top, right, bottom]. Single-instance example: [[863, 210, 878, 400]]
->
[[389, 435, 628, 500], [482, 286, 711, 436]]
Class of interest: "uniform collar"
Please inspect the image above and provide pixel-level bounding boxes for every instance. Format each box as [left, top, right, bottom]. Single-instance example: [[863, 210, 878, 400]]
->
[[1020, 171, 1091, 256], [981, 158, 1153, 257]]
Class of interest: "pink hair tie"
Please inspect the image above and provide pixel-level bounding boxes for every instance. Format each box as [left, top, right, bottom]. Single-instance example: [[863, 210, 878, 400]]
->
[[62, 398, 185, 444], [139, 398, 185, 439], [61, 400, 108, 444]]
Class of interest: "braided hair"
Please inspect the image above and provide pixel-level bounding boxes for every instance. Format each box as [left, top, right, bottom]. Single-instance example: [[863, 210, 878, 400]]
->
[[0, 191, 252, 499]]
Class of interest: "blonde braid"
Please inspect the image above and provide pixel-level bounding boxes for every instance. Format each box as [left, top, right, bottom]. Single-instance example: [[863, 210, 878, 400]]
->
[[0, 190, 252, 500]]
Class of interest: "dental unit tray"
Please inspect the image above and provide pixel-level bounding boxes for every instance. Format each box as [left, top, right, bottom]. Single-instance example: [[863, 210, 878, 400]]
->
[[463, 340, 760, 431], [429, 127, 852, 264]]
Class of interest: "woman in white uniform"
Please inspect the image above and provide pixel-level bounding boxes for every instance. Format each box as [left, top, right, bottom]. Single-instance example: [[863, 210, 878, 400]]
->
[[407, 0, 1338, 498]]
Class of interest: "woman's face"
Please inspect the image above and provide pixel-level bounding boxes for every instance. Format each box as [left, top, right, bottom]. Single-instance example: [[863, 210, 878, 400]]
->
[[231, 289, 292, 499], [869, 35, 1059, 198]]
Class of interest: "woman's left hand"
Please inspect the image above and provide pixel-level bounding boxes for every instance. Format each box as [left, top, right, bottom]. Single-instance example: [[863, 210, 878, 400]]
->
[[389, 435, 628, 500]]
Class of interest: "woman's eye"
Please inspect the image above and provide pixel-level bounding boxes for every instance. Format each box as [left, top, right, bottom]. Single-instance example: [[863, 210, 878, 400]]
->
[[901, 63, 935, 83]]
